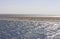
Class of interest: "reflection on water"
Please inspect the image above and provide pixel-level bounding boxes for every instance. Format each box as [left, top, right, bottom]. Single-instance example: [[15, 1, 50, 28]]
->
[[0, 20, 60, 39]]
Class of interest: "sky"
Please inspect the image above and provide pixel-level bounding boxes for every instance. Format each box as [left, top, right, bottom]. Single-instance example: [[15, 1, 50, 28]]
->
[[0, 0, 60, 15]]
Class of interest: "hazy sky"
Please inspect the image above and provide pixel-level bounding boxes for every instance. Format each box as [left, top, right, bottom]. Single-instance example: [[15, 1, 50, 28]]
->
[[0, 0, 60, 15]]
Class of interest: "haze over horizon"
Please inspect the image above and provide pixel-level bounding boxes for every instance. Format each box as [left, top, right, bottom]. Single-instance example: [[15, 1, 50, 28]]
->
[[0, 0, 60, 15]]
